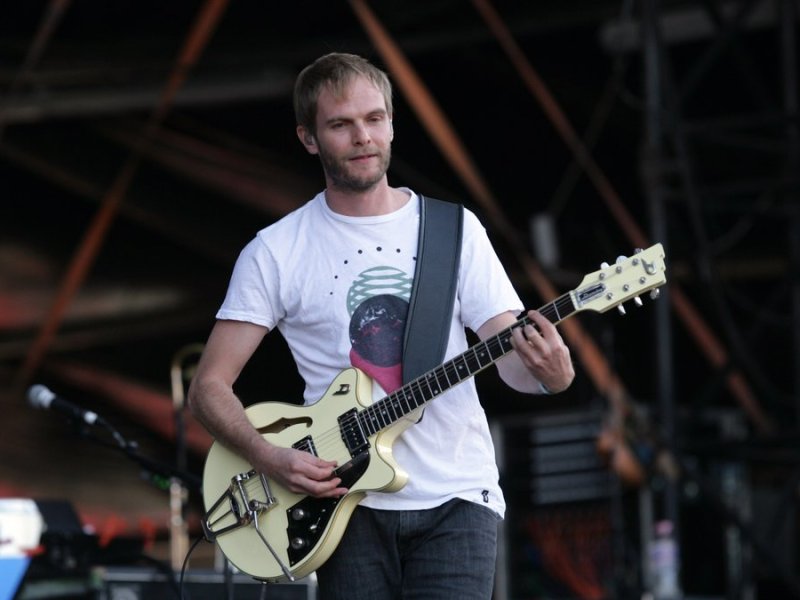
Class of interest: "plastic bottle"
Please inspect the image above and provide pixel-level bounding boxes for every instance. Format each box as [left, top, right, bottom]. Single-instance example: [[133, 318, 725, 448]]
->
[[649, 520, 681, 600]]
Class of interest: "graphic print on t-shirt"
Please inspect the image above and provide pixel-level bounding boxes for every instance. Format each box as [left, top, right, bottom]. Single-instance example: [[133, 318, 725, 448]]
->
[[346, 265, 413, 394]]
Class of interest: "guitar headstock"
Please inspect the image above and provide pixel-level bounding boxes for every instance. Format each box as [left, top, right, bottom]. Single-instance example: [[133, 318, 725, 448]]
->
[[573, 243, 667, 314]]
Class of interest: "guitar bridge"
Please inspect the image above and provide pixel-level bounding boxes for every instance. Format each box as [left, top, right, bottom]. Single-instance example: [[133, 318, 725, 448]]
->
[[202, 469, 276, 542]]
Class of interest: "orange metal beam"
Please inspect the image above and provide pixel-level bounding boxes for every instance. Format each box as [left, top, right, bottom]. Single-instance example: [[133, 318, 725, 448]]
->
[[471, 0, 771, 432], [14, 0, 231, 392]]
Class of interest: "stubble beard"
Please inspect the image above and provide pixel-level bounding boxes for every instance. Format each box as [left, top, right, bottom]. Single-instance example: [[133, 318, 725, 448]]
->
[[318, 145, 391, 193]]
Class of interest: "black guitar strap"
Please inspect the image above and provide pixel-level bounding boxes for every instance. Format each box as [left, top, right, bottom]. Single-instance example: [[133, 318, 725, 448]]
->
[[402, 195, 464, 384]]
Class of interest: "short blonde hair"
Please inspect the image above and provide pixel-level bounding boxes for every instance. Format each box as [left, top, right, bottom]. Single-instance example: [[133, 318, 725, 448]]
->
[[293, 52, 393, 135]]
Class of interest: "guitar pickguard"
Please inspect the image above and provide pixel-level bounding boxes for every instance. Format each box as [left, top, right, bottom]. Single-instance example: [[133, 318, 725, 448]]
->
[[286, 451, 370, 565]]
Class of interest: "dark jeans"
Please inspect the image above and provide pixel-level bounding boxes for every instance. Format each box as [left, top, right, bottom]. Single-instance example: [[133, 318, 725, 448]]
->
[[316, 498, 500, 599]]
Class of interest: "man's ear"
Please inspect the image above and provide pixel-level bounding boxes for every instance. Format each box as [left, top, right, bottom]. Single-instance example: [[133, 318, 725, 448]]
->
[[297, 125, 318, 154]]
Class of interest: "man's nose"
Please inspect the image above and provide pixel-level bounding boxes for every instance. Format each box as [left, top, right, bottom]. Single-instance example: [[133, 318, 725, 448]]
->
[[352, 122, 371, 145]]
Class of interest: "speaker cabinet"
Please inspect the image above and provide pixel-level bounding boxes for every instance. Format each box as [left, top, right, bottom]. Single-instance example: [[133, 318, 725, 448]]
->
[[94, 566, 316, 600]]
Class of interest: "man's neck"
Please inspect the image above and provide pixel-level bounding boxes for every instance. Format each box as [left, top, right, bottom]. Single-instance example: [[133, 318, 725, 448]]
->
[[324, 184, 410, 217]]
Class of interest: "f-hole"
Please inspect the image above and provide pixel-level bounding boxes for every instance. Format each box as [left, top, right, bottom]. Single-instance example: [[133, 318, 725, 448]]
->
[[257, 416, 312, 435]]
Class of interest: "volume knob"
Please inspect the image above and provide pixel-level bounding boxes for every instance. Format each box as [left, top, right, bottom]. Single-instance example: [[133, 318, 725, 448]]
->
[[290, 537, 307, 550], [291, 508, 307, 521]]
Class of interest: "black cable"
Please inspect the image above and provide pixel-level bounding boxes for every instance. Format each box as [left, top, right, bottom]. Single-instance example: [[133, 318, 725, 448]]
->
[[179, 535, 207, 600]]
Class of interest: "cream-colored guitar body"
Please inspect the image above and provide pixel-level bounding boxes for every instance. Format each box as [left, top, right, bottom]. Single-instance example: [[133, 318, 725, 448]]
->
[[202, 367, 421, 582]]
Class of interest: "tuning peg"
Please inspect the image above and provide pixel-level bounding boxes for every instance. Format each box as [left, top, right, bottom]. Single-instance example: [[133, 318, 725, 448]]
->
[[634, 296, 643, 307], [650, 289, 661, 300], [612, 256, 628, 273], [617, 304, 626, 315], [600, 261, 610, 269]]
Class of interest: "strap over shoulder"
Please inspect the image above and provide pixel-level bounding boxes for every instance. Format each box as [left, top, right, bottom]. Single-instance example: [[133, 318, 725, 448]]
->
[[402, 195, 464, 384]]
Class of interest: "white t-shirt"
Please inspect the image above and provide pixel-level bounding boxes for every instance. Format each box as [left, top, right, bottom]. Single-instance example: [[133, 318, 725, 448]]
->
[[217, 189, 523, 517]]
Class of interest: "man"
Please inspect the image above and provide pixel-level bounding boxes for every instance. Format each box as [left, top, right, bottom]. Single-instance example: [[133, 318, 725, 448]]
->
[[188, 52, 574, 599]]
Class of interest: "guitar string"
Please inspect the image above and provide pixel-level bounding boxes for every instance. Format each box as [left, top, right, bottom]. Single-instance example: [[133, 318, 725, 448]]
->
[[285, 314, 524, 459], [329, 297, 573, 460], [305, 296, 574, 459], [262, 295, 576, 465]]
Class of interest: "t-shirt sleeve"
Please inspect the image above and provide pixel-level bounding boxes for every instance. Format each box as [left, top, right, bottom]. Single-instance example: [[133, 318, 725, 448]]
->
[[216, 236, 284, 330], [457, 209, 525, 333]]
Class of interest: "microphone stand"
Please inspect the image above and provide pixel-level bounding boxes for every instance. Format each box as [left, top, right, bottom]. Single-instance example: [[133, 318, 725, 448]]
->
[[96, 418, 262, 600], [44, 397, 257, 600], [75, 414, 201, 494], [63, 412, 204, 600]]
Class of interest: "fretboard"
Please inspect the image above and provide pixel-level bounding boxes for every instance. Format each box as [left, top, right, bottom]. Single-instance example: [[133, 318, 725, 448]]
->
[[358, 291, 577, 437]]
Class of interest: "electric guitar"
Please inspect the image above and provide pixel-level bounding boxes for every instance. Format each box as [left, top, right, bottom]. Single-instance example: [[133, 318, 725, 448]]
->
[[201, 244, 667, 582]]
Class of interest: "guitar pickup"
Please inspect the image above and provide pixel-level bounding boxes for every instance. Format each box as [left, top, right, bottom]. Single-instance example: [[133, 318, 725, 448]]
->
[[338, 408, 370, 456], [202, 469, 276, 542]]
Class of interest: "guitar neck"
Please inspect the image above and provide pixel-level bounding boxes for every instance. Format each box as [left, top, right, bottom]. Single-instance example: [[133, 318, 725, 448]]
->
[[359, 292, 578, 437]]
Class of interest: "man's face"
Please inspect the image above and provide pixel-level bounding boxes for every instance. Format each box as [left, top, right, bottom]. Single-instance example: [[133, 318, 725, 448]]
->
[[302, 76, 393, 193]]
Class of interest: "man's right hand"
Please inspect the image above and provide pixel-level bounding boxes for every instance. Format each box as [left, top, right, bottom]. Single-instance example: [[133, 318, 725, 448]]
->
[[259, 444, 349, 499]]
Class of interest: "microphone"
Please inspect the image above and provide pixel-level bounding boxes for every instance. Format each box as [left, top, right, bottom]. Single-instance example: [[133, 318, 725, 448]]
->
[[27, 384, 100, 426]]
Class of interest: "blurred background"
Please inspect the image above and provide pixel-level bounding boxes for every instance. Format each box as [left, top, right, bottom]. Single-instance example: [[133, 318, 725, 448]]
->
[[0, 0, 798, 598]]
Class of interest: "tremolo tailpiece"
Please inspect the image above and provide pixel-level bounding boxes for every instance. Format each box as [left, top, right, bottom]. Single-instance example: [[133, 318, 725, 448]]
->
[[202, 470, 295, 581]]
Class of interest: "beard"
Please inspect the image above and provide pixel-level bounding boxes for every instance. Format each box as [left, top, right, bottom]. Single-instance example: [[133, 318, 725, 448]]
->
[[317, 144, 391, 193]]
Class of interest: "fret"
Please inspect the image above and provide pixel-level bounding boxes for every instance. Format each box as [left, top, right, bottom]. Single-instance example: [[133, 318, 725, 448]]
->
[[503, 332, 514, 351], [370, 408, 382, 435], [386, 401, 398, 422], [385, 395, 401, 422], [473, 344, 492, 369], [438, 364, 452, 388], [376, 399, 391, 427], [358, 410, 373, 437], [550, 294, 577, 324], [550, 300, 561, 322], [539, 302, 555, 323], [375, 405, 387, 429], [375, 403, 390, 429], [406, 381, 425, 410], [452, 355, 470, 380], [393, 389, 408, 416], [433, 368, 450, 392], [402, 387, 417, 412], [442, 362, 460, 386], [364, 407, 382, 434], [425, 372, 442, 397], [417, 375, 434, 402], [463, 348, 483, 373], [393, 395, 404, 419], [487, 334, 509, 360]]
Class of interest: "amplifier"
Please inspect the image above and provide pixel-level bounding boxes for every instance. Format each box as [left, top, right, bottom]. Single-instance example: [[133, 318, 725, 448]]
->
[[93, 566, 316, 600]]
